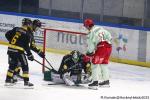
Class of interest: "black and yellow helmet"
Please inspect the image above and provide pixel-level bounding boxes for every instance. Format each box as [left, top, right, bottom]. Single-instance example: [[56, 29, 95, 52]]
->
[[22, 18, 32, 26], [33, 19, 42, 27]]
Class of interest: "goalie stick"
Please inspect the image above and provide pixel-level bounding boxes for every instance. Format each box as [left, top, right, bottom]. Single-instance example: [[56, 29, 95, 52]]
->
[[48, 83, 82, 87], [46, 82, 89, 89], [47, 82, 64, 85], [47, 81, 85, 87]]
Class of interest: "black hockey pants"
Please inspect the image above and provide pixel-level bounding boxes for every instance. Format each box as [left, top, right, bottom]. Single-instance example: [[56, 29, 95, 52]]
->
[[6, 51, 29, 82]]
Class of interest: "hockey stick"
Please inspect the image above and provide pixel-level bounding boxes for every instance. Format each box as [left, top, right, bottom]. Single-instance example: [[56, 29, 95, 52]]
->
[[44, 57, 58, 72], [34, 59, 51, 71], [25, 53, 56, 71], [48, 83, 65, 85], [47, 83, 84, 88]]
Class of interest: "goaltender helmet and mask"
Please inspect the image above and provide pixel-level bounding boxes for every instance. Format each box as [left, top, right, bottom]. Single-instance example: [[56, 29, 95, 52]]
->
[[70, 50, 80, 63], [32, 19, 42, 32], [83, 18, 94, 30]]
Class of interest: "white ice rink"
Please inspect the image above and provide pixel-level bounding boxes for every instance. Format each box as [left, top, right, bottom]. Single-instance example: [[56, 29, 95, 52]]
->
[[0, 44, 150, 100]]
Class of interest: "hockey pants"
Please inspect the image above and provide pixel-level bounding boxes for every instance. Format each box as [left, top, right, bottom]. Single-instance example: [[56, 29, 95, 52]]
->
[[6, 52, 29, 82]]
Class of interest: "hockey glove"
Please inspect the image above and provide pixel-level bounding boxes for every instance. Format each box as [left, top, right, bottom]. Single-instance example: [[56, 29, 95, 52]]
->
[[38, 51, 45, 58], [27, 54, 34, 61]]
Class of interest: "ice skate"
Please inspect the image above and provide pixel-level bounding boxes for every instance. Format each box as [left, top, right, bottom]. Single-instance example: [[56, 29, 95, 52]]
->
[[99, 80, 110, 87], [4, 79, 15, 86], [81, 74, 92, 84], [24, 81, 34, 87], [23, 81, 34, 89], [88, 81, 98, 90]]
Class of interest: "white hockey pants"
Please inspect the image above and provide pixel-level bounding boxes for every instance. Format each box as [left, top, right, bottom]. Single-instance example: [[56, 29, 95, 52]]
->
[[91, 64, 110, 81]]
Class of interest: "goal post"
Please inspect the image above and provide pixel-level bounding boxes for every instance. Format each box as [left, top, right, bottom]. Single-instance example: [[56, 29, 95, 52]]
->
[[34, 28, 87, 73]]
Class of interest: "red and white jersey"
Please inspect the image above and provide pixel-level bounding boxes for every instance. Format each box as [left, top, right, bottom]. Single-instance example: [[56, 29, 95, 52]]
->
[[86, 26, 112, 53]]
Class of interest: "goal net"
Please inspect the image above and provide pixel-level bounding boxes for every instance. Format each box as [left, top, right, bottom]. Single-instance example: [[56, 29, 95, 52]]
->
[[34, 28, 87, 72]]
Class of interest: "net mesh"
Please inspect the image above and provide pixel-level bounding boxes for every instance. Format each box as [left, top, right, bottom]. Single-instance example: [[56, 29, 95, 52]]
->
[[34, 28, 87, 72]]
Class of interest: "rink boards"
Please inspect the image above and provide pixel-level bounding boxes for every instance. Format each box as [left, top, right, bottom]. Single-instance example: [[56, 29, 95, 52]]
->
[[0, 11, 150, 68]]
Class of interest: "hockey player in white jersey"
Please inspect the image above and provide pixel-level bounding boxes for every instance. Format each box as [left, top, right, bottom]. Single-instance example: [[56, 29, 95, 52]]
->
[[83, 18, 112, 90]]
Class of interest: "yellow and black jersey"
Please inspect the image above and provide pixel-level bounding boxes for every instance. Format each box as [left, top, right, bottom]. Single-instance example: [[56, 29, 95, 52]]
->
[[29, 31, 41, 54], [5, 27, 32, 55]]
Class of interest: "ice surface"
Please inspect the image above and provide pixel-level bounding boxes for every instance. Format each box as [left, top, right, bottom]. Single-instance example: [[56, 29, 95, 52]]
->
[[0, 45, 150, 100]]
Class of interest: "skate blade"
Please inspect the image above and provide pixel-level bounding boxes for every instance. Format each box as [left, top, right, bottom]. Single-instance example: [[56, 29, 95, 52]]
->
[[4, 84, 34, 89], [99, 85, 110, 88], [88, 86, 98, 90], [4, 83, 15, 86], [24, 86, 34, 89]]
